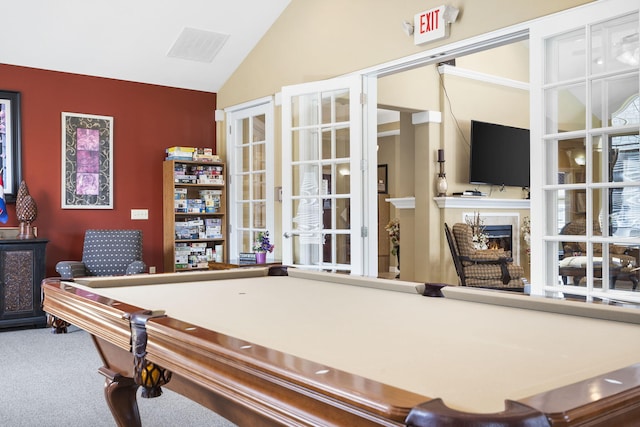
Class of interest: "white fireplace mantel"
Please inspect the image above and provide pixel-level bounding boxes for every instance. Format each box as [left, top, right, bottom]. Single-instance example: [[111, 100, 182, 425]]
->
[[434, 196, 530, 210]]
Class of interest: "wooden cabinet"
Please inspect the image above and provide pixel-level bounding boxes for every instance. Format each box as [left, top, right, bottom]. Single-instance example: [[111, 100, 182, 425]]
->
[[0, 238, 48, 329], [163, 160, 226, 272]]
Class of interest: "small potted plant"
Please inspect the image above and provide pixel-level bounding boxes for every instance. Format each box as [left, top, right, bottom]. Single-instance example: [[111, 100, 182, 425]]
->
[[253, 231, 274, 264], [385, 218, 400, 276]]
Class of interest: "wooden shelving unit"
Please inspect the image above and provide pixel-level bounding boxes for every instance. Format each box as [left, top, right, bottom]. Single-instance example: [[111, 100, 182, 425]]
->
[[163, 160, 226, 272]]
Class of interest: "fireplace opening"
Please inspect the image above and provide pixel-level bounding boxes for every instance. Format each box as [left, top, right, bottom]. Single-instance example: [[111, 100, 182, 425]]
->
[[484, 225, 512, 256]]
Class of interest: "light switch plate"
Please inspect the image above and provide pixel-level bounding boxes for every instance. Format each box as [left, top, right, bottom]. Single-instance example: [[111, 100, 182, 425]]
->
[[131, 209, 148, 220]]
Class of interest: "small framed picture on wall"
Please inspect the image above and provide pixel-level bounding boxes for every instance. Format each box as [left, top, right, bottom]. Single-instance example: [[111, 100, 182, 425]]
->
[[377, 164, 388, 194]]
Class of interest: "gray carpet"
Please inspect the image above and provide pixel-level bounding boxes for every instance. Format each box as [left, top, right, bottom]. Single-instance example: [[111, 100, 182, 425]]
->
[[0, 326, 237, 426]]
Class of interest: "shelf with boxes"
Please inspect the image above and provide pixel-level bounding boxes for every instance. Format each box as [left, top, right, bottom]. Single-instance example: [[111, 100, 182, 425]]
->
[[163, 159, 226, 272]]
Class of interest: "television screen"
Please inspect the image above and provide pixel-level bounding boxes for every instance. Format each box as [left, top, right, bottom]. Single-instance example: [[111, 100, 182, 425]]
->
[[469, 120, 530, 188]]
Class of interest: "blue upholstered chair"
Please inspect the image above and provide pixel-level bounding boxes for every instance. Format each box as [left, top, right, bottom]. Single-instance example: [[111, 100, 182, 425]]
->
[[55, 229, 146, 279]]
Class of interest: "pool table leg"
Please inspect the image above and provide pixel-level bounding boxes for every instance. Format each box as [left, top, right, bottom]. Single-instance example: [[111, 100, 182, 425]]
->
[[99, 366, 142, 427]]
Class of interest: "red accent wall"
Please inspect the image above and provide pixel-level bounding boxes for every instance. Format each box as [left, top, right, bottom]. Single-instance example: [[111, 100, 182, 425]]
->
[[0, 64, 216, 276]]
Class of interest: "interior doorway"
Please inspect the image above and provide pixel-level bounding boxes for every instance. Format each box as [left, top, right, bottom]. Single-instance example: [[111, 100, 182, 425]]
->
[[374, 39, 531, 280]]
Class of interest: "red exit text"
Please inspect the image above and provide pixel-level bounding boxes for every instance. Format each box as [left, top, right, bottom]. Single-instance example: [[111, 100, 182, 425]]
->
[[418, 8, 440, 34]]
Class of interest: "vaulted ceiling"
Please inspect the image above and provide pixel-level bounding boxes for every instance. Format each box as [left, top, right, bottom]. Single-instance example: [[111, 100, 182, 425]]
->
[[1, 0, 291, 92]]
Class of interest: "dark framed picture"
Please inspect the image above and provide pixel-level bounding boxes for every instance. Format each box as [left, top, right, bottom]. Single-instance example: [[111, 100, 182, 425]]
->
[[61, 112, 114, 209], [378, 164, 388, 194], [0, 90, 22, 202]]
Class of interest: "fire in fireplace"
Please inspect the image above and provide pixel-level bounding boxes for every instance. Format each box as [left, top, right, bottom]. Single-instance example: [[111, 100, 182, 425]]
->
[[484, 225, 512, 256]]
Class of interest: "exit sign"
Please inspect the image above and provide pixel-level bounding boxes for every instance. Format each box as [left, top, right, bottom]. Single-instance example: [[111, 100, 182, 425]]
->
[[414, 5, 447, 45]]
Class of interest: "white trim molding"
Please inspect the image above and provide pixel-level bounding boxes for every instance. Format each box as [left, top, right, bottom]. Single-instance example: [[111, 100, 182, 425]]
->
[[434, 197, 530, 210], [386, 197, 416, 209], [437, 64, 529, 91]]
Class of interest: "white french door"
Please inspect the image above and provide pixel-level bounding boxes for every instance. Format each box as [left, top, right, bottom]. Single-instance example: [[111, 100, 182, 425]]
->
[[226, 98, 275, 262], [281, 76, 366, 273], [529, 0, 640, 301]]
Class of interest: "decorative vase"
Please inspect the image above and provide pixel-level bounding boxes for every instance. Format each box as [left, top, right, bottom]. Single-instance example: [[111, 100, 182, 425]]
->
[[436, 173, 448, 197], [255, 252, 267, 264], [16, 181, 38, 239]]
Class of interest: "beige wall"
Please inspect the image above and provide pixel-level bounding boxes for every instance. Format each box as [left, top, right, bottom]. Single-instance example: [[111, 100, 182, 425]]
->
[[218, 0, 592, 108], [217, 0, 594, 282]]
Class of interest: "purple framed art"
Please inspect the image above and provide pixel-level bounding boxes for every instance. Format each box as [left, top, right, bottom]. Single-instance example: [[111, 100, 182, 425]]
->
[[61, 112, 113, 209]]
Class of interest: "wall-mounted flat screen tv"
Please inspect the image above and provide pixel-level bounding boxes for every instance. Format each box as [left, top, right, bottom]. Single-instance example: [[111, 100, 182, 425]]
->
[[469, 120, 530, 188]]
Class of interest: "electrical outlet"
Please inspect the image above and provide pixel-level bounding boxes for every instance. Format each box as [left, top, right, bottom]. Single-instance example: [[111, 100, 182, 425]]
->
[[149, 266, 156, 274], [131, 209, 148, 220]]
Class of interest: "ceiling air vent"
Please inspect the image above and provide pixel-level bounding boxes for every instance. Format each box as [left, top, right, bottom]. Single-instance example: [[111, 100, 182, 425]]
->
[[167, 27, 230, 63]]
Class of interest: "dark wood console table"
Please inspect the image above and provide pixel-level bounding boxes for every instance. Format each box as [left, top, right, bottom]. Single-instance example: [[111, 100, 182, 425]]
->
[[0, 238, 48, 329]]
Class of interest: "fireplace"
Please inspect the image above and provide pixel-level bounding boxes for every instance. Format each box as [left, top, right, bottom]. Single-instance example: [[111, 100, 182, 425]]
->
[[484, 225, 512, 256], [462, 212, 522, 262]]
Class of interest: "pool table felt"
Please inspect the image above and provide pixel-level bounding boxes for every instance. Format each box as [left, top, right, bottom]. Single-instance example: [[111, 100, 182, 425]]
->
[[71, 269, 640, 414]]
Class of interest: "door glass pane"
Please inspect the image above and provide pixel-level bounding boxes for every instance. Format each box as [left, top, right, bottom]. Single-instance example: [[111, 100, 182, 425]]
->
[[335, 165, 351, 195], [610, 127, 640, 237], [253, 114, 265, 142], [292, 129, 320, 162], [591, 13, 639, 75], [242, 175, 251, 199], [252, 201, 266, 228], [562, 189, 587, 221], [336, 234, 351, 264], [253, 143, 265, 170], [336, 198, 350, 230], [253, 172, 265, 199], [545, 28, 585, 84], [322, 128, 332, 160], [545, 84, 586, 134], [241, 202, 250, 227], [321, 89, 349, 125], [291, 94, 319, 128], [612, 95, 640, 126], [241, 118, 250, 144], [592, 76, 639, 128], [336, 126, 350, 159], [241, 145, 250, 172], [292, 165, 319, 196], [608, 243, 639, 292], [291, 234, 321, 265], [557, 138, 587, 184], [292, 197, 321, 236], [240, 230, 252, 252]]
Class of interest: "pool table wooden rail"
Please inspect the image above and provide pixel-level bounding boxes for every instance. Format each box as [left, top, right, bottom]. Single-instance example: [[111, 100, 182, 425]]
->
[[42, 273, 640, 427], [42, 276, 428, 426]]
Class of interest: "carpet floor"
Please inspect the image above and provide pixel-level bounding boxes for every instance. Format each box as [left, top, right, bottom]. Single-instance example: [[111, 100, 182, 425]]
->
[[0, 326, 237, 426]]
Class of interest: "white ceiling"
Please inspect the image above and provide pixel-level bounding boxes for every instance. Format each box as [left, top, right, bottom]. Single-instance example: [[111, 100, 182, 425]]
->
[[1, 0, 291, 92]]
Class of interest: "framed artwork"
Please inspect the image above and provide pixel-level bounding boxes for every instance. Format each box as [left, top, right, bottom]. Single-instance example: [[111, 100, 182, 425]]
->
[[0, 90, 23, 202], [377, 164, 388, 194], [61, 112, 114, 209]]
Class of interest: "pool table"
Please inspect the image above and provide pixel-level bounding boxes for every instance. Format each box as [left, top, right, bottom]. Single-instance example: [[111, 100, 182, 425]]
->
[[42, 267, 640, 426]]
